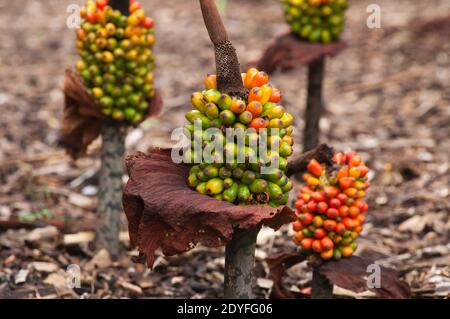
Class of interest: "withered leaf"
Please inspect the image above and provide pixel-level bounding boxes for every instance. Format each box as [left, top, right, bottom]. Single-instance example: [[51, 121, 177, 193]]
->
[[267, 252, 411, 299], [257, 32, 346, 73], [266, 252, 306, 299], [318, 255, 411, 299], [61, 69, 163, 158], [122, 148, 295, 268]]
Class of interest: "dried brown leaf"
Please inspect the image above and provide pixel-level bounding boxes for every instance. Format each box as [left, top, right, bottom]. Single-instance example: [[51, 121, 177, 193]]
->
[[267, 253, 411, 299], [122, 148, 295, 268], [61, 69, 163, 158], [257, 33, 346, 73]]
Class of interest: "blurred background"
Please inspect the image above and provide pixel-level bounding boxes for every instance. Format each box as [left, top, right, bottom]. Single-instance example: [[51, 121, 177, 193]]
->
[[0, 0, 449, 298]]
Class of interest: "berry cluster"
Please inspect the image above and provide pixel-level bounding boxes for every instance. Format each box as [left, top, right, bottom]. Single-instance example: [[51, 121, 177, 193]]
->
[[293, 151, 370, 260], [185, 68, 295, 207], [75, 0, 155, 124], [281, 0, 348, 43]]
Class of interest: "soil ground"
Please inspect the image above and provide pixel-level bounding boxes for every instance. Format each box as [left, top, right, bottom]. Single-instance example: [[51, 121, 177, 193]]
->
[[0, 0, 449, 298]]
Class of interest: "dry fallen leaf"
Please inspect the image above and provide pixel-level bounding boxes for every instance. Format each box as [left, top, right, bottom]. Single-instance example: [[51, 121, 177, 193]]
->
[[123, 148, 295, 268], [257, 32, 346, 73]]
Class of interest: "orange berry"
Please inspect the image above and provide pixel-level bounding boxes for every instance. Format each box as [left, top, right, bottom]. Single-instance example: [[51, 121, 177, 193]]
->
[[312, 240, 323, 253], [321, 249, 334, 260], [349, 206, 360, 218], [344, 187, 358, 198], [259, 83, 273, 104], [321, 237, 334, 251], [339, 177, 354, 189], [349, 155, 362, 168], [269, 87, 282, 103], [349, 166, 361, 178], [244, 68, 258, 88], [307, 159, 323, 176], [306, 176, 320, 187], [248, 87, 263, 102], [246, 101, 263, 117], [230, 99, 246, 113], [248, 117, 268, 131], [340, 246, 353, 257], [301, 238, 313, 250], [294, 231, 304, 243], [250, 71, 269, 88], [204, 74, 217, 90], [312, 215, 323, 228], [337, 166, 349, 179], [356, 214, 366, 224], [342, 217, 355, 231], [354, 225, 363, 233], [293, 220, 303, 232]]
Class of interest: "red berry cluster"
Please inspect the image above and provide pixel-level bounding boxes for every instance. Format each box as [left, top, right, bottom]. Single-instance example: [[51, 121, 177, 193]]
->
[[292, 151, 370, 260]]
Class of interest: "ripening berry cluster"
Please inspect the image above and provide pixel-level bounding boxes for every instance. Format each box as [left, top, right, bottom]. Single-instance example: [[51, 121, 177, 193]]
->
[[292, 151, 370, 260], [281, 0, 348, 43], [75, 0, 155, 124], [185, 68, 295, 207]]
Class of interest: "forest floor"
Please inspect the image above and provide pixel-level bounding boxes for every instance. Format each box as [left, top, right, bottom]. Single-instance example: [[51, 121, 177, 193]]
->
[[0, 0, 449, 299]]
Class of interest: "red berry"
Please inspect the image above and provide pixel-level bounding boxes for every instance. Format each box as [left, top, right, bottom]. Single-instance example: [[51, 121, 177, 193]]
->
[[336, 222, 346, 234], [324, 186, 339, 198], [311, 191, 326, 202], [323, 219, 337, 231], [337, 193, 347, 204], [339, 177, 354, 189], [317, 201, 328, 213], [339, 205, 349, 217], [329, 198, 341, 209], [314, 228, 326, 239], [326, 208, 339, 219], [295, 200, 304, 210], [142, 17, 154, 29], [299, 212, 313, 225], [333, 152, 345, 165], [307, 201, 318, 213], [293, 220, 303, 231]]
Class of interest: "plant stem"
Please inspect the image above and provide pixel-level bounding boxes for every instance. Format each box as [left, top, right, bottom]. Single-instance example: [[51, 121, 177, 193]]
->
[[224, 225, 261, 299], [303, 56, 326, 152], [96, 123, 125, 257], [199, 0, 259, 299], [93, 0, 128, 257], [311, 266, 333, 299]]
